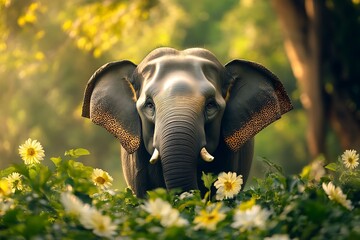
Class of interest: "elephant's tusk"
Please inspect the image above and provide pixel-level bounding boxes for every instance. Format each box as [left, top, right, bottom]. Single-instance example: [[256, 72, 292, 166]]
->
[[149, 148, 160, 164], [200, 147, 214, 162]]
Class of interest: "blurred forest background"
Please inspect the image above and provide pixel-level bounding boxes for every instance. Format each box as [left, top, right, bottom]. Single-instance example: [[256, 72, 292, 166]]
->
[[1, 0, 359, 188]]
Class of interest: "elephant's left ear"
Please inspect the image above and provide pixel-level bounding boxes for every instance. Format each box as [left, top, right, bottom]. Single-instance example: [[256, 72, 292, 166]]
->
[[82, 60, 141, 154], [222, 60, 293, 152]]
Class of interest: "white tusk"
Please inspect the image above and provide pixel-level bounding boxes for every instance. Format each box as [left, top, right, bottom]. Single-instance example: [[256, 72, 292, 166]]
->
[[149, 148, 160, 164], [200, 147, 214, 162]]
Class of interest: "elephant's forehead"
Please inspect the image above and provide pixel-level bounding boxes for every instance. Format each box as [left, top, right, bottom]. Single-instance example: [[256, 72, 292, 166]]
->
[[146, 56, 221, 84], [140, 55, 221, 98], [162, 74, 197, 94], [146, 55, 220, 71]]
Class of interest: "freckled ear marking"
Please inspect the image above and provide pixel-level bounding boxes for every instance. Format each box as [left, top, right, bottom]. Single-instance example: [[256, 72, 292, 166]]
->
[[91, 107, 140, 153], [224, 96, 282, 152]]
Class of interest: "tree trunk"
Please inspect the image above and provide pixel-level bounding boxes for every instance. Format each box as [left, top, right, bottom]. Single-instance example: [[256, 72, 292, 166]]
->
[[271, 0, 325, 158], [271, 0, 360, 156], [329, 92, 360, 150]]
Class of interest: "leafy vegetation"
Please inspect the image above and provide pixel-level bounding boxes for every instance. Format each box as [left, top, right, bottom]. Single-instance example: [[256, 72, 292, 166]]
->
[[1, 139, 359, 239]]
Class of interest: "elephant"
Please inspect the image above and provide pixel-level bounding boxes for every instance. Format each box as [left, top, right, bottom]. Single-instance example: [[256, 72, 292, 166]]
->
[[82, 47, 292, 197]]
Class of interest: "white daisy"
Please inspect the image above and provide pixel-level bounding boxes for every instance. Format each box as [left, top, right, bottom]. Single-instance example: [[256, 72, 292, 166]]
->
[[91, 168, 113, 190], [80, 207, 117, 238], [5, 172, 23, 192], [322, 182, 352, 210], [341, 149, 359, 169], [214, 172, 243, 200], [60, 192, 86, 217], [18, 138, 45, 165], [231, 205, 271, 231], [142, 198, 188, 227]]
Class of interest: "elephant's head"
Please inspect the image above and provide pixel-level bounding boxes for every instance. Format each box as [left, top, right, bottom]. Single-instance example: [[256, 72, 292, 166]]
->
[[82, 48, 292, 194]]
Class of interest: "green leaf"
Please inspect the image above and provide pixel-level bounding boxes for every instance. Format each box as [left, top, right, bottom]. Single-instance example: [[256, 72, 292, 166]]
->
[[147, 188, 169, 200], [64, 148, 90, 158], [28, 168, 38, 180], [325, 163, 338, 172], [0, 166, 16, 178], [50, 157, 62, 166], [201, 171, 217, 190], [2, 209, 20, 225], [24, 215, 48, 238], [260, 157, 283, 174]]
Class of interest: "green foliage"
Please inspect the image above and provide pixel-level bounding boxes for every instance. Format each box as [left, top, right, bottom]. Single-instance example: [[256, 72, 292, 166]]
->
[[65, 148, 90, 158], [201, 171, 216, 203], [1, 142, 359, 239]]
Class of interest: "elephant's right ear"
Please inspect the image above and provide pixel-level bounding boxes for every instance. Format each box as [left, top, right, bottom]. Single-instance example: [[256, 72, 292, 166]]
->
[[222, 60, 293, 152], [82, 60, 141, 154]]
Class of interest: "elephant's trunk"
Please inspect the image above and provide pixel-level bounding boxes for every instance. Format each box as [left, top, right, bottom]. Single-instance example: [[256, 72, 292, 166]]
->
[[158, 109, 203, 191]]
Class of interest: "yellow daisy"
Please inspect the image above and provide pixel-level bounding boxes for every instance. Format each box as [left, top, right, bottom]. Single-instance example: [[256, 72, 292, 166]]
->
[[193, 203, 226, 231], [18, 138, 45, 165], [214, 172, 243, 200], [91, 168, 113, 190], [322, 182, 352, 210], [341, 149, 359, 169], [5, 172, 23, 192], [0, 179, 12, 197]]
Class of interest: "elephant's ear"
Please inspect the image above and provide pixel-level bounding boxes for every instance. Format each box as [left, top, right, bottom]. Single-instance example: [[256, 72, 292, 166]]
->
[[82, 60, 141, 154], [222, 60, 293, 152]]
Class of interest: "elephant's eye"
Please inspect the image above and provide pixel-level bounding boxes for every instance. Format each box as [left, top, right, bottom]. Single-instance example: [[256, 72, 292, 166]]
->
[[206, 101, 217, 109], [144, 98, 155, 117], [145, 101, 154, 109], [205, 99, 218, 118]]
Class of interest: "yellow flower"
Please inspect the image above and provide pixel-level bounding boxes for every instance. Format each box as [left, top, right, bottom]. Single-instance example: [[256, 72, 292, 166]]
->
[[18, 138, 45, 165], [193, 203, 226, 231], [91, 168, 113, 190], [80, 207, 117, 238], [142, 198, 188, 227], [322, 182, 352, 210], [238, 198, 256, 211], [214, 172, 243, 200], [0, 179, 12, 197], [5, 172, 23, 192], [341, 149, 359, 169]]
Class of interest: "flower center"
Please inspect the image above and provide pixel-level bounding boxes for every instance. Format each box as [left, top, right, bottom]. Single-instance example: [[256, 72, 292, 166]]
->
[[224, 181, 233, 191], [27, 148, 35, 156], [348, 157, 354, 164], [96, 177, 106, 184], [97, 222, 106, 231], [207, 214, 216, 221]]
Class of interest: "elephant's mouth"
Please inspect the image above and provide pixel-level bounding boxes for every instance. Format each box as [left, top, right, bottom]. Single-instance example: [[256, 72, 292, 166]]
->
[[148, 147, 214, 165]]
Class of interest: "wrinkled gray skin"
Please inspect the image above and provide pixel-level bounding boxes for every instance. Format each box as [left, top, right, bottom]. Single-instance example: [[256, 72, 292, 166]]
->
[[82, 48, 292, 197]]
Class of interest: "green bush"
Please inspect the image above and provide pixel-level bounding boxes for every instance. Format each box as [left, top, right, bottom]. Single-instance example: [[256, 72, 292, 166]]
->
[[0, 139, 359, 239]]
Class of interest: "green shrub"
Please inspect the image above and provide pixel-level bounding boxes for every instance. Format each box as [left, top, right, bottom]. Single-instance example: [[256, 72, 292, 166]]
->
[[0, 139, 359, 239]]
